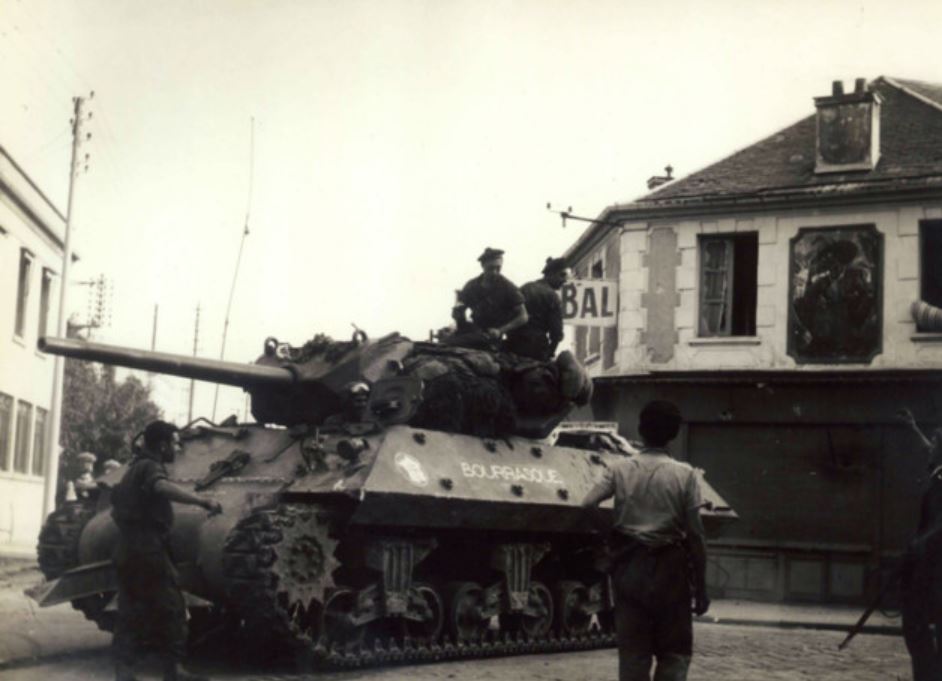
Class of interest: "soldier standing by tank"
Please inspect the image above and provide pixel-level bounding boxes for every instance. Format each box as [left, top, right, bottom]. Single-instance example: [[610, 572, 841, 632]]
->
[[111, 420, 222, 681], [898, 408, 942, 681], [450, 247, 528, 350], [581, 401, 709, 681], [505, 256, 568, 360]]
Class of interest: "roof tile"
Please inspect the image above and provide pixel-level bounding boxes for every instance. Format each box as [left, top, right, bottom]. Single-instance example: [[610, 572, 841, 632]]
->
[[638, 77, 942, 205]]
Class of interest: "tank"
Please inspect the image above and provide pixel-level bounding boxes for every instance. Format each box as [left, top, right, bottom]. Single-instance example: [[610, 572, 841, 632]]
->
[[31, 332, 737, 668]]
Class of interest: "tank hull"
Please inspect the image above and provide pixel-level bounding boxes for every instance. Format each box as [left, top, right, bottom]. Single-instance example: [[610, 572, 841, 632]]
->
[[35, 420, 735, 666]]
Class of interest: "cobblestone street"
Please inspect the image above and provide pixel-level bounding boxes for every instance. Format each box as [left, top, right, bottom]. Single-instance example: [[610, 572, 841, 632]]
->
[[0, 622, 911, 681]]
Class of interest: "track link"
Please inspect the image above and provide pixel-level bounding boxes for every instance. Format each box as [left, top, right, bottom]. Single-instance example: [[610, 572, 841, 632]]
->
[[302, 629, 617, 670]]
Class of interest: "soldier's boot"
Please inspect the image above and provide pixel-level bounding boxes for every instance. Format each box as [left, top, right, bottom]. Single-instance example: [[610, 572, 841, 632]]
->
[[652, 653, 691, 681], [114, 661, 141, 681], [162, 660, 210, 681]]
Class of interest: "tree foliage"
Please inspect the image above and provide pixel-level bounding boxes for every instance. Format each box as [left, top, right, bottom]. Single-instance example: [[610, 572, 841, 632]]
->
[[60, 358, 162, 478]]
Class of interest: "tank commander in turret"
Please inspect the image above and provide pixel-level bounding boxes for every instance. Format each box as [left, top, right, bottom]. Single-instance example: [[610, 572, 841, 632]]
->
[[449, 247, 528, 350], [111, 420, 222, 681], [324, 381, 374, 427], [581, 401, 709, 681], [505, 256, 568, 361]]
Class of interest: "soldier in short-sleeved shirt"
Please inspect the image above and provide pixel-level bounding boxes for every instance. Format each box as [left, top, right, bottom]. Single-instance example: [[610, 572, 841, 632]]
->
[[111, 421, 221, 681], [505, 257, 568, 360], [450, 248, 528, 350], [112, 455, 173, 540], [457, 274, 525, 331], [582, 401, 708, 681], [593, 451, 702, 548]]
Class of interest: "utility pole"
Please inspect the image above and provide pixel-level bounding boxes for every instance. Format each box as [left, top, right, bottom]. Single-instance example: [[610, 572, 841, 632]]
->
[[187, 304, 201, 422], [151, 304, 159, 350], [42, 92, 93, 518], [147, 304, 159, 389]]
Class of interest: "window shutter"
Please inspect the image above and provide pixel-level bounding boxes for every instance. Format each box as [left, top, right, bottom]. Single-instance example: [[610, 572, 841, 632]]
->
[[700, 238, 734, 336]]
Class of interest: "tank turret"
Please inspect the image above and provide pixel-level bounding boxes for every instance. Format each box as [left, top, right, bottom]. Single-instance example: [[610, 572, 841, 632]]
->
[[39, 330, 591, 437]]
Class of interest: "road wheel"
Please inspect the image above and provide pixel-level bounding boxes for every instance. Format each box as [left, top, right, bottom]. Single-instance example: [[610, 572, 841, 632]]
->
[[554, 580, 592, 636], [444, 581, 489, 642], [321, 588, 365, 650], [502, 581, 553, 638], [405, 583, 444, 643]]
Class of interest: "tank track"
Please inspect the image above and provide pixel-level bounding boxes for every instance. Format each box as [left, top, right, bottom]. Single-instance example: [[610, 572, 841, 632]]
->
[[222, 502, 340, 652], [222, 501, 617, 670], [304, 628, 617, 670], [36, 499, 116, 632]]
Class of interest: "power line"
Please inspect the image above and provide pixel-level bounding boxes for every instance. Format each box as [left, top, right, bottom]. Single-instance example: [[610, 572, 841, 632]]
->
[[19, 124, 73, 162]]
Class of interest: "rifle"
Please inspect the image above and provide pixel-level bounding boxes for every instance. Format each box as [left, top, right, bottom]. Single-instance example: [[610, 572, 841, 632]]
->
[[838, 519, 942, 650], [837, 562, 903, 650]]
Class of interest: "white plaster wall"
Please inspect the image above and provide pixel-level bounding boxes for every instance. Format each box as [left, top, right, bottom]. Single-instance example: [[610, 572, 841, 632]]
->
[[0, 477, 43, 554], [0, 190, 63, 554], [612, 201, 942, 373]]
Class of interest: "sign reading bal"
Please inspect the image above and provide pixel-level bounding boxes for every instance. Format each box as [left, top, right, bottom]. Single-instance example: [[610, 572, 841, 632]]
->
[[560, 280, 618, 327]]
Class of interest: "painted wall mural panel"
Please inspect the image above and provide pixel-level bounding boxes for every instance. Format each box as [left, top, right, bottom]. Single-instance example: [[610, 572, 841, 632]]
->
[[788, 225, 883, 364]]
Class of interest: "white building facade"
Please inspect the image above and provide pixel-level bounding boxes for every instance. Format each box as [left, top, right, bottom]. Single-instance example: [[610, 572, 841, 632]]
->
[[0, 145, 66, 555]]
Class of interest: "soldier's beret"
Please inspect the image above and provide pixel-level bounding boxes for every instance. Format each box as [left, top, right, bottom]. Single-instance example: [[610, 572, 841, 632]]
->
[[542, 257, 568, 275], [477, 247, 505, 263], [77, 451, 97, 463]]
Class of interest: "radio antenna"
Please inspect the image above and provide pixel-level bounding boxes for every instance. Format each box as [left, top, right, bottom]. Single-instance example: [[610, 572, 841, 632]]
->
[[212, 116, 255, 421]]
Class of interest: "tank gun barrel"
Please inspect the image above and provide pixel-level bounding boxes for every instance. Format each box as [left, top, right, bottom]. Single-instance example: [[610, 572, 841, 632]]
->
[[38, 336, 295, 388]]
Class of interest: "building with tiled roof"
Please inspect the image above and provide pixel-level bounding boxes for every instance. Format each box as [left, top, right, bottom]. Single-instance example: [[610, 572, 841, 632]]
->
[[561, 77, 942, 605]]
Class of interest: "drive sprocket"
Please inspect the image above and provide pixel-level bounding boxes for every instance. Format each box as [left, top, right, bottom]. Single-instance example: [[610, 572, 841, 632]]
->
[[223, 502, 340, 650]]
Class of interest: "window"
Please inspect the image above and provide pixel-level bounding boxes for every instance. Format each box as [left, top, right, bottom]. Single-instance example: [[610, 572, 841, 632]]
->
[[38, 269, 53, 339], [920, 220, 942, 313], [13, 400, 32, 474], [32, 407, 48, 477], [588, 257, 604, 358], [14, 249, 33, 338], [0, 393, 11, 471], [698, 233, 758, 337]]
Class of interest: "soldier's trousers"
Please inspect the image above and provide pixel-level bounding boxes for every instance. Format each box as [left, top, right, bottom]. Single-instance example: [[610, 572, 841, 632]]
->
[[112, 538, 188, 666], [902, 568, 942, 681], [612, 542, 692, 681]]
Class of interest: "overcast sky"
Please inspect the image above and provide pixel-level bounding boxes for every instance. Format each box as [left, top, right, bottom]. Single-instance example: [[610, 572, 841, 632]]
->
[[4, 0, 941, 421]]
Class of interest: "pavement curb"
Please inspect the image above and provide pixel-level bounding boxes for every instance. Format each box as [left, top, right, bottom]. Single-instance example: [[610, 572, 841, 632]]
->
[[0, 647, 107, 672], [695, 615, 902, 637]]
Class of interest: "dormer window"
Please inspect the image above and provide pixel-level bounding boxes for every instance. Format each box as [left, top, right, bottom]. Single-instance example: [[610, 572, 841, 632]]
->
[[814, 78, 882, 174]]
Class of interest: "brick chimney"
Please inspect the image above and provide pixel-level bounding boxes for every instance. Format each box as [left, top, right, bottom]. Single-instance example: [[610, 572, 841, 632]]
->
[[647, 164, 674, 190], [814, 78, 881, 173]]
